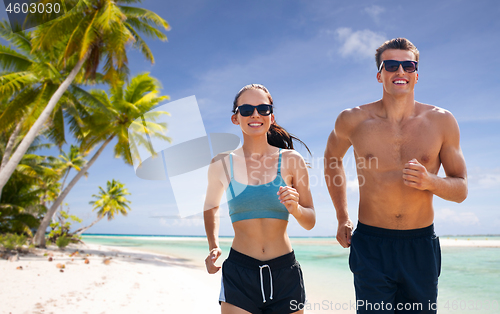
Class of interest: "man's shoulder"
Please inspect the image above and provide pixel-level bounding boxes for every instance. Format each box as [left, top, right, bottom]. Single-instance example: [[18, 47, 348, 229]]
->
[[340, 101, 377, 115], [337, 101, 378, 126], [416, 102, 456, 123]]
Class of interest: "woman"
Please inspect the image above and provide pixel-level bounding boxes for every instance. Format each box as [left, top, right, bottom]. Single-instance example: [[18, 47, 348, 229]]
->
[[204, 84, 315, 314]]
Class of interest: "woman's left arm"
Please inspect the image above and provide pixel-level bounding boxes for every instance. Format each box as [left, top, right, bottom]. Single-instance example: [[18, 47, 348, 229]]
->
[[278, 151, 316, 230]]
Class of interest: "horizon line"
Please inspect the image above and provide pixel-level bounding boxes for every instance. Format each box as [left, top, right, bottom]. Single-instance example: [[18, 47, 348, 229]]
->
[[81, 233, 500, 238]]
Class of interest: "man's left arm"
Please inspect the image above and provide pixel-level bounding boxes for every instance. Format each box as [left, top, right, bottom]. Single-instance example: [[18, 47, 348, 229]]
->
[[403, 111, 468, 203]]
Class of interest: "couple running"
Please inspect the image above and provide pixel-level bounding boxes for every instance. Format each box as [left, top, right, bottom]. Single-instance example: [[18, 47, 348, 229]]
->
[[203, 38, 468, 314]]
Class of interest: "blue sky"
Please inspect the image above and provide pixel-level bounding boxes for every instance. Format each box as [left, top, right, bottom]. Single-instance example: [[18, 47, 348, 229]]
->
[[2, 0, 499, 236]]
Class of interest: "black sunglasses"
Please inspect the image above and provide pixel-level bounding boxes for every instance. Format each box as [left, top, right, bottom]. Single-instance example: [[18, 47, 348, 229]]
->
[[378, 60, 418, 73], [235, 104, 273, 117]]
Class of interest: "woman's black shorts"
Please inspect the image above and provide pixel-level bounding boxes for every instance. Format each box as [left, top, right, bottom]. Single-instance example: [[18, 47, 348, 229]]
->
[[219, 248, 306, 314]]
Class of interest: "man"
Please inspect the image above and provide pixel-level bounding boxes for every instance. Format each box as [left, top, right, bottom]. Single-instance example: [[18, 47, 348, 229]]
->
[[324, 38, 467, 313]]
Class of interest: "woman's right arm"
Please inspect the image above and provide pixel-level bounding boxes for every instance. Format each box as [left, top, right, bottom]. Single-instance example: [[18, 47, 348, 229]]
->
[[203, 155, 227, 274]]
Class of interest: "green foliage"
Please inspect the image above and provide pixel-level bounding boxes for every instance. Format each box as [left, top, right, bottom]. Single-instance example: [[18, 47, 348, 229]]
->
[[79, 72, 170, 167], [90, 179, 131, 220], [46, 209, 82, 245], [0, 21, 90, 141], [31, 0, 170, 85], [0, 233, 33, 251], [55, 234, 71, 249], [0, 204, 42, 236], [0, 131, 61, 236], [58, 145, 87, 186]]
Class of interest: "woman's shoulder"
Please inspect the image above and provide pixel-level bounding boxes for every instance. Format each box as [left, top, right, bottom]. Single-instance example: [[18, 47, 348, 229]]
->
[[208, 151, 232, 173], [281, 148, 304, 159], [280, 148, 307, 170], [213, 150, 233, 159], [207, 151, 236, 187]]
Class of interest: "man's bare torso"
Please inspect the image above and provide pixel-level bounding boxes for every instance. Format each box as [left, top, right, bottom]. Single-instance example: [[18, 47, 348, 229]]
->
[[349, 101, 446, 229]]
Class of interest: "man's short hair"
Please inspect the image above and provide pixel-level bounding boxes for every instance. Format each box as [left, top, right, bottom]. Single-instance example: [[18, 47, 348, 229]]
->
[[375, 38, 420, 70]]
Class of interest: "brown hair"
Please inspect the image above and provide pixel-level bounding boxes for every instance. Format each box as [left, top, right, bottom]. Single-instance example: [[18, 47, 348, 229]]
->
[[232, 84, 311, 155], [375, 38, 419, 70]]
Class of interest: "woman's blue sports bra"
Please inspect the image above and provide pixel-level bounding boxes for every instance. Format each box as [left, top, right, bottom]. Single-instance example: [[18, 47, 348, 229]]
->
[[226, 148, 289, 223]]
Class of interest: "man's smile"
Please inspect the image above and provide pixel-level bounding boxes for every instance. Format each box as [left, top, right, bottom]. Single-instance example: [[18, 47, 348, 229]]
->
[[393, 79, 409, 85]]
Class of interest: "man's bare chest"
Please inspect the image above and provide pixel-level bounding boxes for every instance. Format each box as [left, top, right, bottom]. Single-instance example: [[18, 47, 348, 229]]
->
[[350, 118, 442, 173]]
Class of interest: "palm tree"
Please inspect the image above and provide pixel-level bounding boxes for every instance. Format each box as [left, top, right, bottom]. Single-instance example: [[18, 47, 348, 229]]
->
[[72, 179, 131, 235], [47, 145, 88, 223], [33, 72, 170, 247], [0, 21, 90, 171], [58, 145, 87, 191], [0, 0, 170, 198]]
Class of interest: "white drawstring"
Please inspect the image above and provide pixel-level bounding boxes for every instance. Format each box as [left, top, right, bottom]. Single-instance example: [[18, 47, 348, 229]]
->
[[259, 264, 273, 303]]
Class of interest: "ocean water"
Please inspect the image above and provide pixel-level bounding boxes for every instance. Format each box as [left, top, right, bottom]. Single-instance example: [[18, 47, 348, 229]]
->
[[82, 235, 500, 313]]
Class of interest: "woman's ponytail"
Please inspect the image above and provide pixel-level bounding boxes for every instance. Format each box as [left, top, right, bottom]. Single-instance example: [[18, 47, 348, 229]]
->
[[268, 122, 311, 155]]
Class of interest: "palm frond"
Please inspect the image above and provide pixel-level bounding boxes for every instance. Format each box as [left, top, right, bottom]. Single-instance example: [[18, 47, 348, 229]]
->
[[0, 44, 32, 71], [70, 85, 111, 113], [0, 20, 32, 54], [125, 24, 153, 63], [135, 94, 169, 110], [103, 23, 134, 67], [78, 12, 100, 62], [124, 16, 168, 41], [119, 5, 170, 32], [124, 72, 158, 103], [27, 63, 61, 86], [45, 105, 66, 148], [31, 7, 83, 53], [0, 86, 41, 131], [95, 0, 126, 33], [0, 71, 38, 95]]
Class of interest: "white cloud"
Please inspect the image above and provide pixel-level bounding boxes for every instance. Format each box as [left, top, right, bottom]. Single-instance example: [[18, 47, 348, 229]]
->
[[434, 208, 480, 226], [364, 5, 385, 22], [468, 167, 500, 190], [336, 28, 386, 59], [346, 177, 359, 192], [476, 173, 500, 189]]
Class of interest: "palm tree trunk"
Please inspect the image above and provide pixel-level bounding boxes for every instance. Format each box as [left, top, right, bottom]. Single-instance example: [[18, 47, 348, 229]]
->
[[0, 119, 24, 173], [60, 168, 71, 192], [0, 56, 87, 199], [72, 215, 105, 235], [55, 169, 72, 222], [33, 136, 114, 247]]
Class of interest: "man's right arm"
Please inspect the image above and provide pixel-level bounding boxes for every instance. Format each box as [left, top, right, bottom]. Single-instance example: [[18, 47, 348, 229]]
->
[[324, 110, 355, 248]]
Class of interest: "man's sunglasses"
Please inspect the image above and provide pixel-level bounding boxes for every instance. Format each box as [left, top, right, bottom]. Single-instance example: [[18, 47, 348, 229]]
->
[[378, 60, 418, 73], [235, 104, 273, 117]]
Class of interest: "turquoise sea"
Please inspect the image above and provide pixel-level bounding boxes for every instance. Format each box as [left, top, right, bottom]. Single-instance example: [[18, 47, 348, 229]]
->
[[82, 235, 500, 314]]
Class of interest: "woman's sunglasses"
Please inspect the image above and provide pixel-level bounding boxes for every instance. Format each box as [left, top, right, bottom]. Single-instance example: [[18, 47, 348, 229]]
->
[[378, 60, 418, 73], [235, 104, 273, 117]]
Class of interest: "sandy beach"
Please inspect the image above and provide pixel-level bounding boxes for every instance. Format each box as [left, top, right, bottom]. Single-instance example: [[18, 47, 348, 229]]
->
[[1, 238, 499, 314], [1, 243, 222, 314]]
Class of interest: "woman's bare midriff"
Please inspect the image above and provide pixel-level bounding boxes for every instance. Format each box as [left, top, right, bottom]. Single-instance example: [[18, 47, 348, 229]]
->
[[231, 218, 292, 260]]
